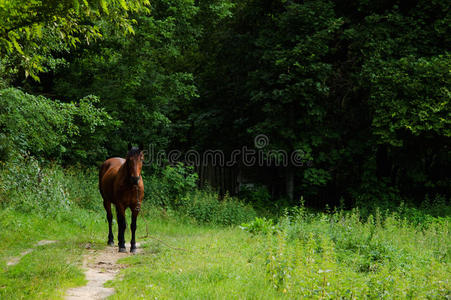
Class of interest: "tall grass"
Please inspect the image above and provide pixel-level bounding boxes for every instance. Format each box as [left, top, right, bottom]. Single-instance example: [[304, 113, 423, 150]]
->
[[142, 163, 257, 225], [0, 156, 257, 226], [243, 205, 451, 298], [177, 190, 257, 225], [0, 155, 103, 228]]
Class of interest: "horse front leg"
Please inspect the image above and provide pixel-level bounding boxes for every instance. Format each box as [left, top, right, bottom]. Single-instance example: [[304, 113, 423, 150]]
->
[[116, 205, 127, 252], [130, 209, 139, 253]]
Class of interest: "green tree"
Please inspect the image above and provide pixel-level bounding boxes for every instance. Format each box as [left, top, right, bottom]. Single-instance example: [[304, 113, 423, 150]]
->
[[50, 0, 202, 155], [0, 88, 116, 163], [0, 0, 150, 80], [190, 0, 450, 204]]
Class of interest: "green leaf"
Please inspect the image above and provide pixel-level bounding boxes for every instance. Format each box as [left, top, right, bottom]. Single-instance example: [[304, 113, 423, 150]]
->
[[99, 0, 109, 14], [11, 37, 23, 55], [119, 0, 128, 11]]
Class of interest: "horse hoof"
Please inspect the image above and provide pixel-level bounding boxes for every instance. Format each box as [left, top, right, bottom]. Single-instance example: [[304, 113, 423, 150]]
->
[[119, 247, 127, 253], [108, 241, 114, 246], [130, 248, 137, 253]]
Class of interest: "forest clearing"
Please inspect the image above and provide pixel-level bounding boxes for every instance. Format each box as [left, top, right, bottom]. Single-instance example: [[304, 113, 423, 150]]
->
[[0, 162, 449, 299], [0, 0, 450, 299]]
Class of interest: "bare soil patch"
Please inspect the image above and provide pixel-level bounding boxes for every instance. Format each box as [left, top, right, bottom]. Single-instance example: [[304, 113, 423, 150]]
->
[[65, 243, 142, 300], [6, 240, 57, 266]]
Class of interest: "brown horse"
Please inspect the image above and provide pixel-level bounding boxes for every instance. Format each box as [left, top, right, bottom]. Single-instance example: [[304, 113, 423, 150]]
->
[[99, 144, 144, 253]]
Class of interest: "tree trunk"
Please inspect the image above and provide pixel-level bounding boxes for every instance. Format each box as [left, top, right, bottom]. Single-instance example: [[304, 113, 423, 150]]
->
[[286, 167, 294, 202]]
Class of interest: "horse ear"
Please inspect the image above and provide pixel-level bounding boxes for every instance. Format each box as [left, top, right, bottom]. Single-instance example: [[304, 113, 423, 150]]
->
[[128, 142, 132, 151]]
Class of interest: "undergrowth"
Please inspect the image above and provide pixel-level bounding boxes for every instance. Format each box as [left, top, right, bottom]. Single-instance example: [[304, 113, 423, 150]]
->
[[243, 204, 451, 298]]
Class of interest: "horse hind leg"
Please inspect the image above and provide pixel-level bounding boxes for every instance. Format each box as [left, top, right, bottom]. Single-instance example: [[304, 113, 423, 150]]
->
[[103, 200, 114, 246]]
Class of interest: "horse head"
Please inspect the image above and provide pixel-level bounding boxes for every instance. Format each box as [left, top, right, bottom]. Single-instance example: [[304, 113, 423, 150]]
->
[[126, 143, 144, 185]]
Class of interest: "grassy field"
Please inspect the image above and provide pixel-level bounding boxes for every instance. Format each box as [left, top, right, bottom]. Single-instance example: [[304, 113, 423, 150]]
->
[[1, 206, 449, 299], [0, 209, 100, 299], [0, 161, 449, 299], [106, 214, 282, 299], [0, 207, 280, 299]]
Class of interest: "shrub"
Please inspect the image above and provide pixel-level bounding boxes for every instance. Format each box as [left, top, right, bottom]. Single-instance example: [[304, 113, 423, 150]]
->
[[0, 155, 103, 220], [64, 167, 103, 212], [355, 190, 450, 228], [178, 190, 257, 226], [240, 217, 275, 235], [143, 163, 198, 207], [239, 184, 271, 206]]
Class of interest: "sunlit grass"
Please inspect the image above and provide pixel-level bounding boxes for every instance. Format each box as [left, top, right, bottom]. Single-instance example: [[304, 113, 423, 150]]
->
[[0, 209, 103, 299], [1, 204, 450, 299], [107, 216, 282, 299]]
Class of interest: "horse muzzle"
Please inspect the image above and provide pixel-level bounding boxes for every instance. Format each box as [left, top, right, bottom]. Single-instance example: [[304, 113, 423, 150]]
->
[[130, 176, 140, 185]]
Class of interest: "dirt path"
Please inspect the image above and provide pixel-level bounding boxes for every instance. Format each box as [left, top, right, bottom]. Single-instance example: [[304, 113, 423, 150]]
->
[[65, 243, 142, 300], [6, 240, 56, 266]]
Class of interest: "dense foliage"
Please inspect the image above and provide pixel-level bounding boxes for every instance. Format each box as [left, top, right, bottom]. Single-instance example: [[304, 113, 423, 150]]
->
[[0, 88, 115, 163], [0, 0, 150, 80], [0, 155, 255, 226], [1, 0, 449, 208], [190, 0, 450, 206]]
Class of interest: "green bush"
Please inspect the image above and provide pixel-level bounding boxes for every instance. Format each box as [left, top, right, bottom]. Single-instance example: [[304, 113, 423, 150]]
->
[[144, 163, 198, 207], [240, 217, 275, 235], [354, 188, 450, 228], [178, 190, 257, 226], [63, 167, 103, 212], [239, 185, 271, 208], [0, 155, 103, 222]]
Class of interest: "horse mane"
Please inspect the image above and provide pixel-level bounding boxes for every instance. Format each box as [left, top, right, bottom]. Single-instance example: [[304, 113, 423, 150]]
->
[[127, 147, 141, 158]]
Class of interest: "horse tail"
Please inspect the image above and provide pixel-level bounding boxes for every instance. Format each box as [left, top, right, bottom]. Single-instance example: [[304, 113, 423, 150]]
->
[[99, 161, 108, 195]]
